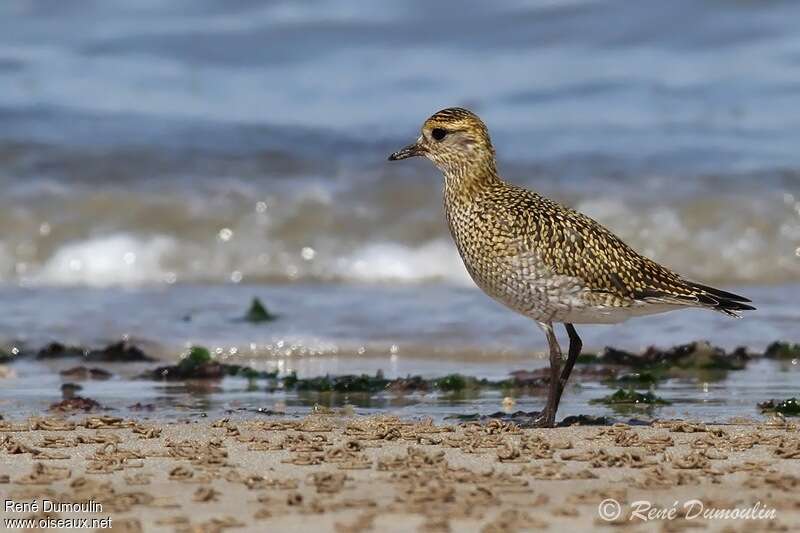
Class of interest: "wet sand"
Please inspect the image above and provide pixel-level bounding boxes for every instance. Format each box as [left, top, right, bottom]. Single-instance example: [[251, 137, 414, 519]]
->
[[1, 415, 799, 532]]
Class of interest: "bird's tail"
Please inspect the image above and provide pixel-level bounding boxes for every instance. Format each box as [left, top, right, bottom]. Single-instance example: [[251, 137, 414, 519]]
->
[[687, 282, 756, 318]]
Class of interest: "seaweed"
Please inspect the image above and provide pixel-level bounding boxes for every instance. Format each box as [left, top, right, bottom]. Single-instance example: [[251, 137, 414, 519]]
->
[[281, 371, 587, 394], [60, 382, 83, 398], [559, 414, 650, 427], [596, 347, 641, 366], [49, 396, 101, 412], [575, 352, 599, 364], [131, 339, 759, 391], [442, 411, 647, 427], [293, 376, 333, 392], [128, 402, 156, 411], [36, 341, 154, 362], [59, 366, 113, 380], [558, 414, 614, 426], [235, 367, 269, 380], [283, 371, 299, 389], [591, 388, 671, 406], [593, 342, 748, 371], [180, 346, 212, 369], [86, 341, 154, 362], [243, 297, 278, 323], [387, 375, 429, 393], [144, 346, 224, 380], [759, 397, 800, 416], [671, 344, 748, 371], [37, 342, 86, 359], [435, 374, 469, 392], [278, 372, 521, 394], [764, 342, 800, 360], [294, 373, 390, 393], [443, 412, 481, 422]]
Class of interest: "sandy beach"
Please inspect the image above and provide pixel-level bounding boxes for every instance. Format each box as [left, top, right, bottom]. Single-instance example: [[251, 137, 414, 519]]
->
[[1, 414, 799, 532]]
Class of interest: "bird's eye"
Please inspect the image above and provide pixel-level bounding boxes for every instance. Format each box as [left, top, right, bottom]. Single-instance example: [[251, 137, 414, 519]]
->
[[431, 128, 448, 141]]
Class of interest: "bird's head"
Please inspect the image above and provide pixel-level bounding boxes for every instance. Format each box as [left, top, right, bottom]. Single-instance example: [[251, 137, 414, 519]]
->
[[388, 107, 496, 176]]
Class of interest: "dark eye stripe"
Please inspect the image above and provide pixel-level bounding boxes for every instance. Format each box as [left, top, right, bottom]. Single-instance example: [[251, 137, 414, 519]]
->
[[431, 128, 447, 141]]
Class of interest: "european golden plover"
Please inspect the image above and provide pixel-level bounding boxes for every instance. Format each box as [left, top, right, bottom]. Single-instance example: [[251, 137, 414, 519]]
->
[[389, 107, 755, 427]]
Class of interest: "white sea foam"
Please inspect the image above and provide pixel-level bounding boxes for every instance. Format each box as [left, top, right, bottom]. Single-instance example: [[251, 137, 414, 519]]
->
[[20, 232, 474, 287], [1, 183, 796, 288], [32, 234, 175, 287], [335, 240, 472, 285]]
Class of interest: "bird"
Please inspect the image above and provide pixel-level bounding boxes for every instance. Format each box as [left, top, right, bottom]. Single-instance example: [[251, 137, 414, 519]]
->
[[388, 107, 755, 427]]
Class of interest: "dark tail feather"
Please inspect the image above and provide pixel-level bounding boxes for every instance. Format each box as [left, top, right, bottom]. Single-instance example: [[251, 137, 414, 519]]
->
[[688, 282, 756, 316], [689, 282, 753, 303]]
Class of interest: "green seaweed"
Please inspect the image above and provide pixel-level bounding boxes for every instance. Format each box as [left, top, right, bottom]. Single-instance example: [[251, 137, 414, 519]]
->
[[596, 342, 747, 372], [759, 397, 800, 416], [435, 374, 469, 391], [232, 366, 276, 380], [278, 372, 517, 394], [764, 342, 800, 360], [293, 373, 390, 393], [443, 413, 481, 422], [677, 352, 746, 371], [294, 376, 334, 392], [591, 388, 671, 406], [575, 352, 599, 364], [178, 346, 212, 371], [283, 371, 299, 389], [330, 374, 389, 392], [143, 344, 280, 381], [244, 297, 277, 323]]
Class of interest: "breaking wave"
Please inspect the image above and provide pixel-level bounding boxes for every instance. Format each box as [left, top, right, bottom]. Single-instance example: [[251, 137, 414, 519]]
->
[[1, 178, 796, 287]]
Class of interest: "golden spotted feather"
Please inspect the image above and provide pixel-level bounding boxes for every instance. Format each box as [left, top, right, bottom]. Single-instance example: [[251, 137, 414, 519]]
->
[[477, 182, 754, 317]]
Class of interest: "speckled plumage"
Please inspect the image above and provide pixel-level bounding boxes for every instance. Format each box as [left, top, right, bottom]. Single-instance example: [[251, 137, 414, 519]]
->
[[389, 106, 754, 426], [443, 180, 755, 324]]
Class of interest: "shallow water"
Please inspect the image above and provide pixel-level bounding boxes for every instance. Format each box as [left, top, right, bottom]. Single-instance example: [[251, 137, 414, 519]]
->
[[0, 282, 797, 422], [0, 282, 797, 423], [0, 283, 796, 358], [1, 355, 797, 424]]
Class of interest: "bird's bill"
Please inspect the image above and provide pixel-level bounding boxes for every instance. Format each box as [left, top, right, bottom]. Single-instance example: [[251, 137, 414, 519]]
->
[[388, 141, 425, 161]]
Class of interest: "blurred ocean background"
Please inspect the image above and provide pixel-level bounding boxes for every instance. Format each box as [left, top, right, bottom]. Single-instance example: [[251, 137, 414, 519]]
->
[[0, 0, 798, 370]]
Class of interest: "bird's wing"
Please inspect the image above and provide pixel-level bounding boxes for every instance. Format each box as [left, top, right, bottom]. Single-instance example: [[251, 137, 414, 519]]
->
[[508, 191, 754, 316]]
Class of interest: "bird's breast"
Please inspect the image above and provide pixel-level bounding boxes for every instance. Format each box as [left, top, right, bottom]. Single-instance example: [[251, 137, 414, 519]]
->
[[443, 197, 597, 322]]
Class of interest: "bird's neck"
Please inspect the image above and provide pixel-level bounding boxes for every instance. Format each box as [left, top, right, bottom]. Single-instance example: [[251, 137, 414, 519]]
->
[[441, 159, 501, 202]]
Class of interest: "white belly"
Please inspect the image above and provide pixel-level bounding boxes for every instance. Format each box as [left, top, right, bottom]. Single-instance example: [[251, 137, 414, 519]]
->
[[467, 260, 682, 325], [556, 302, 682, 324]]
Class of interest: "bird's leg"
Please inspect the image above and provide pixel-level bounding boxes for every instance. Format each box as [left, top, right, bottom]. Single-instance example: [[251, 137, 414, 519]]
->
[[535, 321, 562, 428], [552, 323, 582, 414]]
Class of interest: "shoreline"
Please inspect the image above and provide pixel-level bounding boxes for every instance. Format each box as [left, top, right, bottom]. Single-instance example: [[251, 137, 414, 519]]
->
[[0, 340, 798, 425], [1, 415, 799, 532]]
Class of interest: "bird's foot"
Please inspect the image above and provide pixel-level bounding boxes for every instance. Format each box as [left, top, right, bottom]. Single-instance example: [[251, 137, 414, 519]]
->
[[533, 409, 556, 428]]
